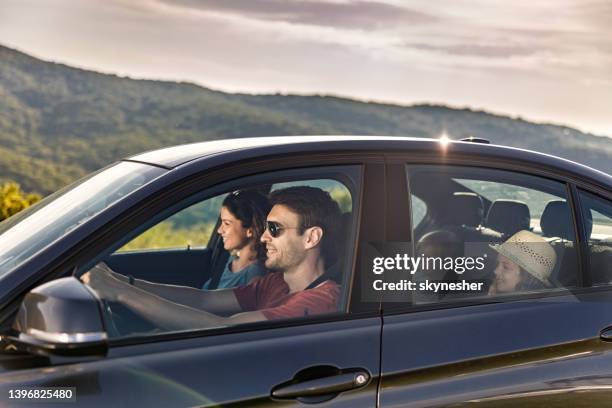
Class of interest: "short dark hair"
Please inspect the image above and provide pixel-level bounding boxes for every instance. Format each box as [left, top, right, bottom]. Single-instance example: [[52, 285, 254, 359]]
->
[[269, 186, 342, 264], [222, 190, 271, 260]]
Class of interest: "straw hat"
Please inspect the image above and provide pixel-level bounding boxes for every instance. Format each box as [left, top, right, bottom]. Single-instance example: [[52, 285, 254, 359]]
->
[[490, 230, 556, 286]]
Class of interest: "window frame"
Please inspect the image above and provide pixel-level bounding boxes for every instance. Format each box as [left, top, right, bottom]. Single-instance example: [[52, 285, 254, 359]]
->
[[82, 165, 363, 341], [383, 157, 589, 317], [573, 186, 612, 288], [0, 152, 386, 344], [570, 178, 612, 290]]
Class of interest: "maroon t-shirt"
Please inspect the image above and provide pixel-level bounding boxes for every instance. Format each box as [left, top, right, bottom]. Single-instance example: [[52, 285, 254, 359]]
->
[[233, 271, 340, 320]]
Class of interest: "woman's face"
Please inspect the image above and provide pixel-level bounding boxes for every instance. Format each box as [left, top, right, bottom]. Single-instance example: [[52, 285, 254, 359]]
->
[[217, 206, 251, 251], [493, 254, 522, 293]]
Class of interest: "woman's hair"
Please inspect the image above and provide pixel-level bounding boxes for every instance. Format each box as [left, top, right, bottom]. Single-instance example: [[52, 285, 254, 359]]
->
[[221, 190, 271, 261], [516, 268, 548, 291]]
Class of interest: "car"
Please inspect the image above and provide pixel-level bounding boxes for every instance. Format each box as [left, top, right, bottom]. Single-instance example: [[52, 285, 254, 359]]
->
[[0, 135, 611, 407]]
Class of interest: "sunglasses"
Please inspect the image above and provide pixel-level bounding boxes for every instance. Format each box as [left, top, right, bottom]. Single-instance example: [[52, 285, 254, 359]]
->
[[266, 221, 301, 238]]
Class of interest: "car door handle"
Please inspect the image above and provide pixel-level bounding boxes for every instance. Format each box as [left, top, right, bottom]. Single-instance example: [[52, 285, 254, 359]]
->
[[272, 369, 370, 400]]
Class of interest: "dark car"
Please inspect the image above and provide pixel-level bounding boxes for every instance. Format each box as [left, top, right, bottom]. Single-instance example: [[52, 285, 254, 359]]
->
[[0, 136, 611, 407]]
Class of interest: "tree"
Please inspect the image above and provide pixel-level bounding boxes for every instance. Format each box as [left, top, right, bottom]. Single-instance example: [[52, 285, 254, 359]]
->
[[0, 181, 41, 221]]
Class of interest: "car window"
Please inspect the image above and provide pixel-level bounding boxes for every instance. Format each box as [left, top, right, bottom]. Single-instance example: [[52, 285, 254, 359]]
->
[[401, 165, 577, 306], [411, 194, 427, 228], [578, 190, 612, 286], [456, 179, 561, 234], [81, 166, 361, 339], [0, 162, 164, 278], [120, 179, 353, 252], [118, 195, 225, 251], [271, 179, 352, 213]]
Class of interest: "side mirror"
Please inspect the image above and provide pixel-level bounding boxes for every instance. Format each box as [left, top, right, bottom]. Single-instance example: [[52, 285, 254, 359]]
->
[[8, 277, 108, 357]]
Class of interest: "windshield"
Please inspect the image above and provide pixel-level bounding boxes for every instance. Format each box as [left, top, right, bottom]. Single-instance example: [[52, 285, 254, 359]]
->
[[0, 162, 165, 277]]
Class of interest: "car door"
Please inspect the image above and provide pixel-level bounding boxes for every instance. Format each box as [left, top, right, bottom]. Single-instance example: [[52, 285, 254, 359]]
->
[[0, 159, 384, 407], [377, 160, 612, 407]]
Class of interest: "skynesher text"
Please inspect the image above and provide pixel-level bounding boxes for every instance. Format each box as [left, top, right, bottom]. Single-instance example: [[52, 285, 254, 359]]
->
[[373, 280, 484, 292]]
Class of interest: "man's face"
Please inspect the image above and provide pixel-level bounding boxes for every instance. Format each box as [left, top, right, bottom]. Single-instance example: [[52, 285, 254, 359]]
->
[[261, 204, 307, 271]]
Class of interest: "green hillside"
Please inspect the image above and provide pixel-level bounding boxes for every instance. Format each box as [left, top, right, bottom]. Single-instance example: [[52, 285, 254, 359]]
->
[[1, 44, 610, 195]]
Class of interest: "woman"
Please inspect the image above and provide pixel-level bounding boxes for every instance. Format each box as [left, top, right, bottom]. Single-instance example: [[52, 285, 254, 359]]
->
[[202, 190, 271, 289], [488, 230, 557, 295]]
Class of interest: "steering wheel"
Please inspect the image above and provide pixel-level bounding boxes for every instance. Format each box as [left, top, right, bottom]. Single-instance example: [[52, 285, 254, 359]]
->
[[100, 299, 123, 338], [99, 298, 163, 337]]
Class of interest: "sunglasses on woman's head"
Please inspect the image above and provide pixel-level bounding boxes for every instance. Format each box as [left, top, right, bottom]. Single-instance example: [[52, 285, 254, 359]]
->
[[266, 221, 300, 238]]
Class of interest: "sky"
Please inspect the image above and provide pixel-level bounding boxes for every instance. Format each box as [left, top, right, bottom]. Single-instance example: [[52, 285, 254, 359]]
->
[[1, 0, 611, 137]]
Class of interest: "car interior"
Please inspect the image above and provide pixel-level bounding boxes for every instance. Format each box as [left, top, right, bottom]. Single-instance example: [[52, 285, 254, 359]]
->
[[409, 169, 583, 302], [580, 193, 612, 285], [81, 176, 358, 336]]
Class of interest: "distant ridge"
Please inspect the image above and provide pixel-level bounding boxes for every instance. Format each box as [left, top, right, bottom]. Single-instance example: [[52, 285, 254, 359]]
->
[[1, 44, 610, 194]]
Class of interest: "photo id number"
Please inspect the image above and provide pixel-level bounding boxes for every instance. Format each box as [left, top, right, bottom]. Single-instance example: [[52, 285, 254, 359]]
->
[[8, 387, 75, 402]]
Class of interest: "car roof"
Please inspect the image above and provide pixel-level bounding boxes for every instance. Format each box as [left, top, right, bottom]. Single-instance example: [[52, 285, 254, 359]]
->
[[125, 135, 612, 188], [126, 136, 423, 167]]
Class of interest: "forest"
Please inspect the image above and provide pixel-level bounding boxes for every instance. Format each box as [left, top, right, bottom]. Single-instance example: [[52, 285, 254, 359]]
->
[[1, 44, 610, 198], [1, 44, 611, 247]]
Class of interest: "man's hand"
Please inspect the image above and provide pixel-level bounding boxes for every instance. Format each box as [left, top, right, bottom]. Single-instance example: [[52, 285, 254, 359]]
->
[[81, 262, 115, 285], [81, 262, 125, 301]]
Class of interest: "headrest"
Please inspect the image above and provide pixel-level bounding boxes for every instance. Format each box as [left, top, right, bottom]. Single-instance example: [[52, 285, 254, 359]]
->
[[340, 212, 352, 237], [486, 199, 530, 237], [449, 192, 484, 227], [324, 211, 352, 284], [541, 200, 573, 240], [329, 211, 352, 258]]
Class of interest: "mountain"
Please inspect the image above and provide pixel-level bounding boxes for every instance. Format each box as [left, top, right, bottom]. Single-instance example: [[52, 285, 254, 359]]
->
[[1, 45, 610, 195]]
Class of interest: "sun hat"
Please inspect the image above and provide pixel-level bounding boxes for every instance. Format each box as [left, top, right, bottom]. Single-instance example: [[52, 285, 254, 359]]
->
[[490, 230, 556, 286]]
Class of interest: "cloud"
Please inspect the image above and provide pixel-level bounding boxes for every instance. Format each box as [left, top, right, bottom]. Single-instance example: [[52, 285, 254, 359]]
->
[[3, 0, 611, 135], [156, 0, 436, 29], [572, 0, 612, 28], [405, 42, 537, 58]]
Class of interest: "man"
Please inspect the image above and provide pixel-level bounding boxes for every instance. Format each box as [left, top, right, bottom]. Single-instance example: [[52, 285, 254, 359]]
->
[[83, 186, 342, 331]]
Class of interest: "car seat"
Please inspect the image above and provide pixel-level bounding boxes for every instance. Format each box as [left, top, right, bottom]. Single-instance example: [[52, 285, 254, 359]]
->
[[485, 199, 531, 238], [540, 200, 578, 287]]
